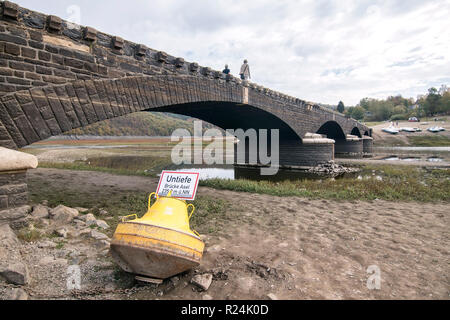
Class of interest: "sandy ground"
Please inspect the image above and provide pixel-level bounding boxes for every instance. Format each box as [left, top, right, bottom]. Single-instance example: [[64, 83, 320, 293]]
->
[[17, 168, 450, 300]]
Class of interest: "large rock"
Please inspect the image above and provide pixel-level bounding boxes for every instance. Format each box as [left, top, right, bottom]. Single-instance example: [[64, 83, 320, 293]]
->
[[77, 213, 96, 225], [55, 227, 68, 238], [191, 273, 213, 291], [0, 206, 31, 225], [0, 262, 30, 285], [0, 224, 19, 247], [95, 219, 109, 230], [30, 204, 49, 219], [90, 230, 109, 240], [50, 205, 79, 224]]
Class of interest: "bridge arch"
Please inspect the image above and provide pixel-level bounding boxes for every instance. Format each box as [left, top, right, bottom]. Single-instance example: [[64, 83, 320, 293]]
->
[[351, 127, 362, 138], [316, 121, 346, 140], [0, 75, 307, 149]]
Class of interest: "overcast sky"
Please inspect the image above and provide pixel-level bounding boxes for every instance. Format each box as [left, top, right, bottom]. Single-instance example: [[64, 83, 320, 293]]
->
[[14, 0, 450, 105]]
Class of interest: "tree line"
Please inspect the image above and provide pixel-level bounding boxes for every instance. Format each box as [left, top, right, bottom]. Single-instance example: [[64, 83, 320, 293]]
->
[[340, 86, 450, 121]]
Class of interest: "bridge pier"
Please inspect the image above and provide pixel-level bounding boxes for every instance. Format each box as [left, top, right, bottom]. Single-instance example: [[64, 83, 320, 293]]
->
[[0, 148, 37, 227], [362, 136, 374, 157], [334, 135, 363, 159], [234, 134, 335, 169]]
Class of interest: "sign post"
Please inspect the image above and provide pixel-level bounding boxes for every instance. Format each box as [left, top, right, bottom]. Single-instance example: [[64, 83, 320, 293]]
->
[[156, 171, 200, 200]]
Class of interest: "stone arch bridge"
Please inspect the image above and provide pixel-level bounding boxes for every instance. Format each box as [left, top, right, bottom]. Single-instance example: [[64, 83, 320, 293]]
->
[[0, 2, 374, 221], [0, 1, 372, 165]]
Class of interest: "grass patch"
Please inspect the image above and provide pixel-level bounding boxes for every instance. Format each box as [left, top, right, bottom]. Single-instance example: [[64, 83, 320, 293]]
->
[[199, 165, 450, 202], [29, 180, 232, 236], [407, 135, 450, 147], [17, 228, 44, 242], [364, 121, 384, 127]]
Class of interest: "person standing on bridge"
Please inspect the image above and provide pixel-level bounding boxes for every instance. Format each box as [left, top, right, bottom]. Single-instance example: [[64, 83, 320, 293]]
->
[[239, 59, 251, 80], [222, 64, 230, 75]]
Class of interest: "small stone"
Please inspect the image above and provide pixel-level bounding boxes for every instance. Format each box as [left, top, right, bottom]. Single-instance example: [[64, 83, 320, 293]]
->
[[90, 230, 109, 240], [267, 293, 278, 300], [79, 228, 91, 236], [95, 219, 109, 230], [38, 218, 50, 227], [37, 240, 57, 248], [0, 263, 30, 285], [30, 204, 49, 219], [0, 224, 19, 247], [191, 273, 213, 291], [50, 205, 79, 224], [99, 209, 108, 216], [74, 207, 89, 213], [170, 276, 180, 285], [4, 288, 28, 300], [55, 228, 68, 238], [39, 256, 67, 265], [94, 240, 110, 251], [42, 200, 49, 206], [202, 294, 213, 300], [74, 219, 86, 228], [82, 213, 96, 226]]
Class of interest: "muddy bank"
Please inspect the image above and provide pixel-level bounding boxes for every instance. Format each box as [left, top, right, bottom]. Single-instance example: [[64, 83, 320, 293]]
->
[[1, 168, 445, 300]]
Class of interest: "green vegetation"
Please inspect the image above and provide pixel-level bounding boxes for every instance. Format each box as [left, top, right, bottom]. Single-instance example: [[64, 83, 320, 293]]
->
[[64, 112, 219, 136], [17, 228, 44, 242], [407, 135, 450, 147], [29, 180, 232, 235], [345, 87, 450, 122], [33, 157, 450, 203], [337, 101, 345, 113], [199, 165, 450, 202]]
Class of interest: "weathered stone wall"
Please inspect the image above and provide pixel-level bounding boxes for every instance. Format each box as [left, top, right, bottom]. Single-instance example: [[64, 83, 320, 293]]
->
[[335, 139, 364, 158], [0, 171, 27, 210], [362, 137, 373, 156], [234, 139, 334, 167], [0, 170, 30, 226], [0, 1, 197, 97]]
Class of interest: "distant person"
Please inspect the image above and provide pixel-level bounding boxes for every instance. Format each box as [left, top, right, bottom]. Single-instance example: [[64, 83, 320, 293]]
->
[[222, 64, 230, 74], [239, 59, 250, 80]]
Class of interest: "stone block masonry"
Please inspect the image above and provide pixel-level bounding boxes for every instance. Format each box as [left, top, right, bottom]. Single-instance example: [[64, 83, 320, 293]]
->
[[0, 147, 37, 225]]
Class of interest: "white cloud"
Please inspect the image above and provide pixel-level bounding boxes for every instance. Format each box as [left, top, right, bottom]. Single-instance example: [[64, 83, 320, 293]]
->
[[15, 0, 450, 105]]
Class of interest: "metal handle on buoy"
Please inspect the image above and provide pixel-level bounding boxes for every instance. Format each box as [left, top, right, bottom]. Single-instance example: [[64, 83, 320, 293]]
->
[[148, 192, 157, 210], [122, 214, 137, 222], [187, 204, 195, 219]]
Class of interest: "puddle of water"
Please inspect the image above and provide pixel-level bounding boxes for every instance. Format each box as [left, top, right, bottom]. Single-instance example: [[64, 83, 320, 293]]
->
[[427, 157, 443, 162], [81, 156, 361, 181]]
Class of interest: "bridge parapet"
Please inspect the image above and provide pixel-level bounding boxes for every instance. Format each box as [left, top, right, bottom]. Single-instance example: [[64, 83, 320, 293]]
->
[[0, 1, 330, 110]]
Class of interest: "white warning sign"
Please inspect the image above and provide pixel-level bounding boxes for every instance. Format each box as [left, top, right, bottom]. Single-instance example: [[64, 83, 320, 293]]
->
[[156, 171, 200, 200]]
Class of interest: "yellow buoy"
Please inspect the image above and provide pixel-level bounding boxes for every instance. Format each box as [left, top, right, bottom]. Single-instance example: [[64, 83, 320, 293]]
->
[[110, 192, 204, 279]]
